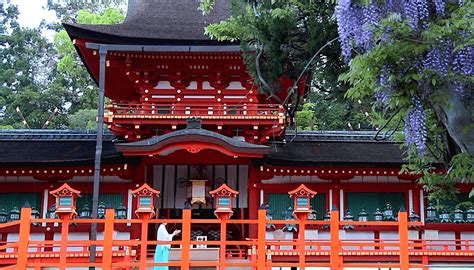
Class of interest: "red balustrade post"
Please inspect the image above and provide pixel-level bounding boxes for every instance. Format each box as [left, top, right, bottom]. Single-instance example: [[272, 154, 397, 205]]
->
[[422, 255, 429, 270], [102, 209, 115, 270], [181, 209, 191, 270], [59, 216, 70, 270], [294, 213, 308, 269], [139, 215, 149, 270], [257, 209, 266, 270], [249, 245, 257, 270], [219, 215, 228, 270], [398, 211, 409, 270], [17, 208, 32, 269], [124, 245, 132, 270], [330, 210, 340, 270]]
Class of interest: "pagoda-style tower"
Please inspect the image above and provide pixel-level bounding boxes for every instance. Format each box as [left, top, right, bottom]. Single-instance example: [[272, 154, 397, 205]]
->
[[64, 0, 303, 145]]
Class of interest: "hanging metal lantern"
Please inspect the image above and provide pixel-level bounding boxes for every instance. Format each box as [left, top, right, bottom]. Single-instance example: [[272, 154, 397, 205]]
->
[[31, 207, 40, 219], [308, 209, 318, 220], [265, 203, 276, 230], [47, 204, 58, 219], [31, 207, 40, 227], [116, 203, 127, 219], [343, 209, 354, 230], [98, 201, 106, 219], [466, 206, 474, 223], [358, 208, 368, 222], [79, 203, 92, 219], [373, 208, 383, 221], [408, 210, 420, 229], [409, 210, 420, 222], [453, 207, 464, 223], [383, 203, 396, 221], [426, 203, 438, 222], [439, 208, 451, 223], [0, 209, 8, 223], [9, 207, 20, 221], [322, 210, 331, 229], [283, 206, 297, 232]]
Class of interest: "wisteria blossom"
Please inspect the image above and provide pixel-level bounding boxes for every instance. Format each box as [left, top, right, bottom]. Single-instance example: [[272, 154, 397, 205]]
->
[[334, 0, 472, 154]]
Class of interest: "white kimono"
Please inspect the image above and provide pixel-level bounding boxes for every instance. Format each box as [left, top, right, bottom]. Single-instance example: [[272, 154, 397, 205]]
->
[[154, 224, 174, 270]]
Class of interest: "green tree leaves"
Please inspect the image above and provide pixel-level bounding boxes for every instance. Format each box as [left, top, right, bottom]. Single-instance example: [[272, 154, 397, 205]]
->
[[0, 3, 125, 129]]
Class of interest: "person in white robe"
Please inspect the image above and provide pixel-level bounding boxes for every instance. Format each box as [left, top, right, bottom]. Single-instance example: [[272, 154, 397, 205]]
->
[[154, 223, 180, 270]]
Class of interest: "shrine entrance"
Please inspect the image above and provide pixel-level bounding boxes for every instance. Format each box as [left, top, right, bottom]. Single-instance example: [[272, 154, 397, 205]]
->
[[147, 163, 250, 246], [116, 119, 269, 247]]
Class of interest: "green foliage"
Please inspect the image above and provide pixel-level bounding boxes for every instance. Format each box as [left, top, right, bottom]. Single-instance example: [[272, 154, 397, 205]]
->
[[52, 7, 125, 114], [198, 0, 217, 15], [68, 109, 97, 130], [0, 5, 63, 128], [340, 2, 474, 199], [206, 0, 348, 122], [296, 103, 317, 130], [76, 8, 124, 24], [0, 2, 125, 129]]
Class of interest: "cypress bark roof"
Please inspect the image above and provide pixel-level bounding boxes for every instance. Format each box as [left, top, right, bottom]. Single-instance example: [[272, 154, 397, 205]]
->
[[266, 141, 404, 167], [63, 0, 232, 45], [0, 130, 122, 165], [116, 127, 271, 157], [0, 130, 404, 166]]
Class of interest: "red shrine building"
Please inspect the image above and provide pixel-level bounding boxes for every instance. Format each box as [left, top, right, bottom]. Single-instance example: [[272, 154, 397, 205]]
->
[[1, 1, 474, 269]]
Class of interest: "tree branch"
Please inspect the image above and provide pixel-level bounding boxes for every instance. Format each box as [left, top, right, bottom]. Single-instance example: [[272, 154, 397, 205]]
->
[[373, 108, 402, 141]]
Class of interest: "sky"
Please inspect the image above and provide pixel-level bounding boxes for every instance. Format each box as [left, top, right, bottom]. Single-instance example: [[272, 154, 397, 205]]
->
[[11, 0, 57, 28]]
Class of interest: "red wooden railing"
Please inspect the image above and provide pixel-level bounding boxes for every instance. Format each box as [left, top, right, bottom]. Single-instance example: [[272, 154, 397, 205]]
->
[[107, 102, 284, 118], [1, 208, 474, 269]]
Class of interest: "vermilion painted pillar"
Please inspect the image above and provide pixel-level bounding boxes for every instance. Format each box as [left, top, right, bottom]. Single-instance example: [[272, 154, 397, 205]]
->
[[412, 186, 421, 214], [135, 162, 146, 184], [398, 211, 409, 270], [330, 210, 341, 270], [332, 185, 340, 211], [248, 166, 260, 239], [102, 209, 115, 269], [17, 208, 32, 270]]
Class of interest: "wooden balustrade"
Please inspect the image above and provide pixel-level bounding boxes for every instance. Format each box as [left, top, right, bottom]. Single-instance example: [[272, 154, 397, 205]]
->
[[1, 208, 474, 269], [108, 103, 284, 117]]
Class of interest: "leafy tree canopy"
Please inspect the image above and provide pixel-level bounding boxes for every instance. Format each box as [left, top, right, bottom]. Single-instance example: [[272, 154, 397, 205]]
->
[[335, 0, 473, 200], [0, 5, 59, 128], [68, 109, 98, 130], [205, 0, 355, 124], [0, 2, 125, 129]]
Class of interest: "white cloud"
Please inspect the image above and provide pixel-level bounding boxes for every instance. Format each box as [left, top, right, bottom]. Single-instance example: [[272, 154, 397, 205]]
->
[[11, 0, 57, 28]]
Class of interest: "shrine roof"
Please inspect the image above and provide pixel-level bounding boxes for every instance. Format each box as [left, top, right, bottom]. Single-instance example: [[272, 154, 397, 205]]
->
[[0, 129, 115, 141], [115, 127, 271, 157], [0, 129, 123, 165], [0, 129, 404, 166], [268, 131, 404, 166], [63, 0, 233, 46], [285, 130, 400, 142]]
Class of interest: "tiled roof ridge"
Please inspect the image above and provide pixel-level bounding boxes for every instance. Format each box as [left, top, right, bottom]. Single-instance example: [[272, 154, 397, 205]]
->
[[285, 130, 400, 142], [0, 129, 401, 142], [0, 129, 115, 141]]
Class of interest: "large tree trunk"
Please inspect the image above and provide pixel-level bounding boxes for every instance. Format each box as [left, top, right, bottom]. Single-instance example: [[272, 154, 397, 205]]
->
[[433, 87, 474, 155]]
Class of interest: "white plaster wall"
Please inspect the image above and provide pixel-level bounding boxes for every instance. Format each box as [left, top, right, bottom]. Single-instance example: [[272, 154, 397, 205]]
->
[[423, 231, 456, 250], [460, 232, 474, 250], [53, 232, 88, 252], [438, 231, 456, 251], [6, 233, 45, 252], [379, 231, 399, 250], [342, 231, 375, 250]]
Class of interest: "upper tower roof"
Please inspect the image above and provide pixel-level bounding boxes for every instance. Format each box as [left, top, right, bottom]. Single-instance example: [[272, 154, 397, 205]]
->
[[63, 0, 232, 45]]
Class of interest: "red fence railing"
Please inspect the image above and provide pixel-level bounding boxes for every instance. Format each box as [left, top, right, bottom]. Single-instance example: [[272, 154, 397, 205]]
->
[[107, 103, 284, 118], [1, 208, 474, 270]]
